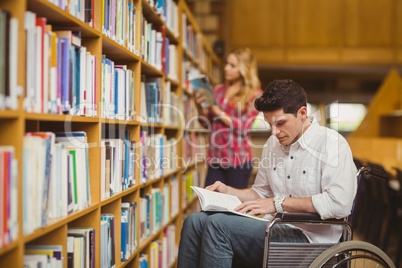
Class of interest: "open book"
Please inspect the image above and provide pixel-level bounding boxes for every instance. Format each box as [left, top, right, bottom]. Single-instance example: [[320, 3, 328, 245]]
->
[[191, 186, 269, 221], [189, 74, 216, 108]]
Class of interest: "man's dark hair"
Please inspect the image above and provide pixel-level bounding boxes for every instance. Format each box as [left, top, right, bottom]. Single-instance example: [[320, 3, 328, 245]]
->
[[254, 79, 307, 115]]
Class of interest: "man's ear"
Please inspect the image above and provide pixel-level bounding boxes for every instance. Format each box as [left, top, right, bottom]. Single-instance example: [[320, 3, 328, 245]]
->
[[298, 106, 308, 119]]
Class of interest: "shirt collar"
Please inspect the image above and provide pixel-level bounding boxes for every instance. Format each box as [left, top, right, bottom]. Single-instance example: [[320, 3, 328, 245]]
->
[[297, 116, 319, 150], [279, 116, 319, 151]]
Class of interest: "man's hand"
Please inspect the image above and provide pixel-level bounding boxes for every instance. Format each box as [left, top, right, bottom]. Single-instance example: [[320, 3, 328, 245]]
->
[[234, 198, 276, 216], [205, 181, 230, 194]]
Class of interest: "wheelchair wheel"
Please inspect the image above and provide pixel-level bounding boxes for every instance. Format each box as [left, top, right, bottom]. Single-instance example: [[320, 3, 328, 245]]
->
[[309, 241, 396, 268]]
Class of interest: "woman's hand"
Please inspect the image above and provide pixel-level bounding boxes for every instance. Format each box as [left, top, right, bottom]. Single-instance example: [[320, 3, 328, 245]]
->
[[194, 90, 207, 106], [234, 198, 276, 216], [205, 181, 230, 194]]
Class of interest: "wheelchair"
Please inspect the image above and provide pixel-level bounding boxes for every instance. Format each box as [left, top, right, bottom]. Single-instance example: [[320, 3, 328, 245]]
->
[[263, 166, 396, 268]]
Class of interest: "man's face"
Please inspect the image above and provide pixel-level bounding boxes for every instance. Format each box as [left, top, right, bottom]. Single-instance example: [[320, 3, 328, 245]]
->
[[263, 108, 307, 146]]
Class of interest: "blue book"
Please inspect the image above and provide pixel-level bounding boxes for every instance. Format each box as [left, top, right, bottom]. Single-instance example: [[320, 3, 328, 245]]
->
[[145, 195, 151, 238], [144, 82, 158, 123], [121, 208, 128, 261], [189, 74, 216, 108]]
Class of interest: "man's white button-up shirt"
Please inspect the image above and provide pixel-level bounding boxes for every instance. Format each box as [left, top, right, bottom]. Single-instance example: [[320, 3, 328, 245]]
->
[[252, 119, 357, 242]]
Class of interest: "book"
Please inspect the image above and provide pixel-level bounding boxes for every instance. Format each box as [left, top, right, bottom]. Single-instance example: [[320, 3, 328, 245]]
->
[[191, 186, 269, 221], [188, 74, 216, 108]]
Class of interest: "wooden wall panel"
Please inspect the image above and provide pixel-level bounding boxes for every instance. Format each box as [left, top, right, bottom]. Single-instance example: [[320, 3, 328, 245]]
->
[[344, 0, 393, 46], [228, 0, 400, 65], [230, 0, 285, 47], [395, 0, 402, 46], [286, 0, 342, 47]]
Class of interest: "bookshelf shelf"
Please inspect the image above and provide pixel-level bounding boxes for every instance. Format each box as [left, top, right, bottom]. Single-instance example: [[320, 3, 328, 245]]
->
[[24, 112, 99, 123], [102, 36, 141, 61], [23, 204, 99, 244], [0, 0, 221, 266], [141, 0, 166, 28], [0, 110, 20, 119], [27, 0, 99, 37], [0, 240, 19, 256], [100, 186, 139, 207], [141, 60, 165, 76], [101, 118, 140, 126]]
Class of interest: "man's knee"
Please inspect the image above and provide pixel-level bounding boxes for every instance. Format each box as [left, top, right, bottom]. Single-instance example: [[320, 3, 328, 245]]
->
[[183, 212, 208, 232]]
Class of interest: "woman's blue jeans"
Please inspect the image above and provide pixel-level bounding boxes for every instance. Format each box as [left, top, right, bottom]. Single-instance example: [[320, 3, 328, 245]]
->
[[177, 212, 309, 268]]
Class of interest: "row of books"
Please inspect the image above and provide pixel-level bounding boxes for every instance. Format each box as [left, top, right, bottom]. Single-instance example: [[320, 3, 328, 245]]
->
[[0, 147, 18, 248], [23, 131, 91, 235], [139, 178, 179, 244], [145, 0, 179, 37], [139, 132, 178, 183], [182, 92, 202, 129], [141, 16, 178, 79], [46, 0, 94, 28], [68, 227, 96, 268], [101, 213, 116, 268], [0, 10, 19, 110], [139, 224, 177, 268], [24, 11, 97, 116], [182, 131, 208, 165], [182, 13, 208, 71], [24, 245, 63, 268], [101, 56, 135, 120], [121, 202, 138, 261], [140, 76, 162, 124], [140, 76, 179, 126], [182, 169, 206, 208], [162, 81, 180, 127], [100, 133, 136, 200], [102, 0, 137, 54]]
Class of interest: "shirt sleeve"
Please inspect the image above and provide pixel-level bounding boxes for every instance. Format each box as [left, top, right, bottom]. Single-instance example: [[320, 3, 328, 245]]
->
[[311, 134, 358, 220], [252, 138, 275, 198]]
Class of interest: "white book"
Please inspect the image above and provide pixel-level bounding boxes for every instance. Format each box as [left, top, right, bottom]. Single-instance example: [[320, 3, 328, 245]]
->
[[168, 45, 177, 80], [92, 55, 97, 117], [43, 31, 50, 114], [60, 145, 68, 217], [79, 46, 87, 116], [191, 186, 269, 222], [6, 18, 18, 110], [23, 11, 36, 113], [34, 25, 42, 114], [150, 29, 156, 66], [101, 141, 106, 200], [155, 31, 163, 70], [86, 53, 93, 117], [114, 66, 126, 120]]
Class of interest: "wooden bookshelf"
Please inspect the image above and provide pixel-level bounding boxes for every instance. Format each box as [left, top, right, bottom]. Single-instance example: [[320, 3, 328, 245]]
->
[[0, 0, 221, 267]]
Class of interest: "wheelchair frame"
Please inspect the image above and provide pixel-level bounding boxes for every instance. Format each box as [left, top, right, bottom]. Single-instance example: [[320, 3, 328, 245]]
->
[[262, 167, 396, 268]]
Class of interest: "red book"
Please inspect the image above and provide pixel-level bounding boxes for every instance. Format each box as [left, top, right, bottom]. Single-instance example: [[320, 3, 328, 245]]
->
[[160, 27, 166, 73], [36, 17, 47, 113]]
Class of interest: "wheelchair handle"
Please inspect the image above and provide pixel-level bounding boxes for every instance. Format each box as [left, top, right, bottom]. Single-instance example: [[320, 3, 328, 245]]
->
[[357, 166, 388, 181]]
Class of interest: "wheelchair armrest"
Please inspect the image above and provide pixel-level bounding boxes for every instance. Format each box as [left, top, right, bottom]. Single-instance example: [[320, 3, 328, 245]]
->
[[274, 212, 346, 222]]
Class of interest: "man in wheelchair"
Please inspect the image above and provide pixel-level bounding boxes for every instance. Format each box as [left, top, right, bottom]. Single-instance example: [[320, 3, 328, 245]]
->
[[177, 79, 358, 268]]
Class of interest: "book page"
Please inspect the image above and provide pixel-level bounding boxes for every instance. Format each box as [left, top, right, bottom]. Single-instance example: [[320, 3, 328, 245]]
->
[[191, 186, 241, 211], [191, 186, 270, 222]]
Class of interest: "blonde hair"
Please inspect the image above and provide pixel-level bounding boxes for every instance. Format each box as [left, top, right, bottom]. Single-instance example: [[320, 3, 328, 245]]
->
[[228, 48, 261, 110]]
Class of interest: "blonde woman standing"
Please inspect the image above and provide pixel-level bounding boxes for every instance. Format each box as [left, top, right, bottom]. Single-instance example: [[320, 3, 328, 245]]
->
[[195, 48, 262, 189]]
